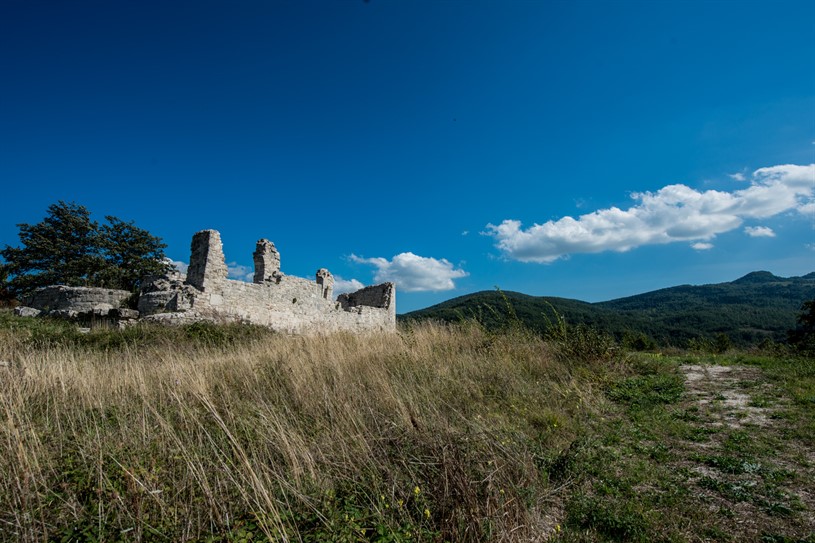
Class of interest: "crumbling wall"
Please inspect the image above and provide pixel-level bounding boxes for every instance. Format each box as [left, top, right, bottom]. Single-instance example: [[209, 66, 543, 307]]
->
[[12, 230, 396, 335], [253, 239, 281, 283], [142, 230, 396, 333], [22, 285, 131, 313], [338, 283, 395, 322], [17, 285, 138, 326]]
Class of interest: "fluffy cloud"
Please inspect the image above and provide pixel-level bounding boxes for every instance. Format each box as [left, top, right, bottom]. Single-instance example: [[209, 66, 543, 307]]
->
[[744, 226, 775, 238], [227, 262, 253, 282], [692, 242, 714, 250], [350, 252, 468, 292], [333, 276, 365, 295], [486, 163, 814, 263]]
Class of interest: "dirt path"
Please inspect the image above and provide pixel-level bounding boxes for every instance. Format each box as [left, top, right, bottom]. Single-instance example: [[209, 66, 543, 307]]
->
[[677, 363, 814, 539], [680, 364, 774, 429]]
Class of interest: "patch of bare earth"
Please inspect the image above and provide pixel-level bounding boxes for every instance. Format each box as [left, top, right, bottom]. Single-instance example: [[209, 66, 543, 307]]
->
[[677, 364, 814, 540]]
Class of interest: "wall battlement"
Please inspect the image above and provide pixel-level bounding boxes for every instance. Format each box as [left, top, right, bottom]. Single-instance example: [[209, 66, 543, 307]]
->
[[138, 230, 396, 333]]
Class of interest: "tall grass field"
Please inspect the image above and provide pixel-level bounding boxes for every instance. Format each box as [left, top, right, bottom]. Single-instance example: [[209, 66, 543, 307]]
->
[[0, 310, 812, 542]]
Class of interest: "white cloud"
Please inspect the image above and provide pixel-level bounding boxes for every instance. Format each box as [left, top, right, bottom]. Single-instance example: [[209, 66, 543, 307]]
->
[[227, 262, 253, 282], [486, 163, 814, 263], [692, 242, 714, 250], [333, 276, 365, 295], [729, 172, 746, 181], [166, 258, 188, 274], [350, 252, 468, 292], [744, 226, 775, 238], [798, 202, 815, 216]]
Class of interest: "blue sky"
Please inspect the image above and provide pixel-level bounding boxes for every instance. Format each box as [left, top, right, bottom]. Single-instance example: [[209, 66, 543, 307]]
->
[[1, 0, 813, 313]]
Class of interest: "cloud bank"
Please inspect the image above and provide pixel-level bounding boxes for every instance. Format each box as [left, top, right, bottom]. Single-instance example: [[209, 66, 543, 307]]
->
[[486, 163, 814, 263], [333, 276, 365, 295], [350, 252, 468, 292]]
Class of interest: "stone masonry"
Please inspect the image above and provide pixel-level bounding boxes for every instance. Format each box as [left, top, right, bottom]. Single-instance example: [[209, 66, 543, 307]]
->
[[138, 229, 396, 333], [16, 285, 139, 327]]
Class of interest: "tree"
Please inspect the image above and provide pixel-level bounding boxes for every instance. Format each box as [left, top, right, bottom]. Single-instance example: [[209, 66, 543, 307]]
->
[[0, 262, 15, 306], [1, 201, 171, 297], [93, 216, 171, 291], [788, 299, 815, 355]]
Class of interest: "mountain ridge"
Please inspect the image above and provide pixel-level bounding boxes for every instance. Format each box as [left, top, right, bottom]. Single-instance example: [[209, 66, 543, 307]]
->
[[400, 271, 815, 347]]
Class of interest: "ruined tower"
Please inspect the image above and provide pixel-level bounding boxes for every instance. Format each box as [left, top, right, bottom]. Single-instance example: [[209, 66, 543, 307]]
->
[[253, 239, 281, 283], [316, 268, 334, 299], [186, 230, 228, 292]]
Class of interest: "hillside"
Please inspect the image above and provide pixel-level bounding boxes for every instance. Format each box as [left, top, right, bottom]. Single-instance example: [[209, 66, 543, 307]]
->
[[400, 271, 815, 347]]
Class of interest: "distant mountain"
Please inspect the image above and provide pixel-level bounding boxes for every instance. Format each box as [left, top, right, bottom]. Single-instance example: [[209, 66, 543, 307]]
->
[[399, 272, 815, 347]]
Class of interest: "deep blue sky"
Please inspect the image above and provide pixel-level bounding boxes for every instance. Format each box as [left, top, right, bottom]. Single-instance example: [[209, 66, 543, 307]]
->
[[2, 0, 813, 312]]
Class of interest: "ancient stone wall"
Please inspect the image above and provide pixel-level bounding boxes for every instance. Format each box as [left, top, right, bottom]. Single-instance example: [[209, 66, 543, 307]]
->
[[18, 285, 138, 326], [13, 230, 396, 334], [23, 285, 131, 313], [140, 230, 396, 333]]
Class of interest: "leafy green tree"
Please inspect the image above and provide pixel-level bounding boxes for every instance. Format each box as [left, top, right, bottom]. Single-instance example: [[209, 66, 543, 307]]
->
[[788, 299, 815, 355], [94, 216, 170, 291], [0, 262, 15, 306], [1, 201, 103, 295], [1, 201, 171, 297]]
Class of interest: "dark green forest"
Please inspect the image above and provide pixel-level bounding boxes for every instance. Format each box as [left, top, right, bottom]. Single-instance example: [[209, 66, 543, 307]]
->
[[400, 271, 815, 348]]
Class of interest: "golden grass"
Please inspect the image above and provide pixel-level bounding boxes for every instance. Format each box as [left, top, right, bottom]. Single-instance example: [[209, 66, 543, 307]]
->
[[0, 321, 600, 541]]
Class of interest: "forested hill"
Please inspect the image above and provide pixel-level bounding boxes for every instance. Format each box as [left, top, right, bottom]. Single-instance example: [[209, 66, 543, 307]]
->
[[399, 271, 815, 347]]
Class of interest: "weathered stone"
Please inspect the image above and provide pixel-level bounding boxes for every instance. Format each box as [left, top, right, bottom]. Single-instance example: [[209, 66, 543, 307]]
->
[[142, 229, 396, 333], [14, 306, 41, 318], [110, 308, 140, 320], [138, 274, 198, 316], [186, 230, 228, 292], [22, 285, 130, 313], [253, 239, 282, 283], [316, 268, 334, 300]]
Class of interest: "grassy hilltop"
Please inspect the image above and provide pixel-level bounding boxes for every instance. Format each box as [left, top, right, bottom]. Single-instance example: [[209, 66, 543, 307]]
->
[[0, 311, 813, 542]]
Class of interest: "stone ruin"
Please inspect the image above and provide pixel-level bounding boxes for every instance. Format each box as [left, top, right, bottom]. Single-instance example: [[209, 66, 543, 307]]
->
[[14, 229, 396, 334], [14, 286, 139, 328]]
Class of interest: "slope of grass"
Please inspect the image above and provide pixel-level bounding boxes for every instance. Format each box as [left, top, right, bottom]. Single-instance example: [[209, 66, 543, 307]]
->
[[0, 311, 812, 542]]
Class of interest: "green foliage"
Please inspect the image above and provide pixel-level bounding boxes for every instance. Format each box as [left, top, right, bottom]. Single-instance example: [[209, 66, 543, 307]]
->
[[0, 262, 14, 306], [607, 373, 685, 409], [0, 201, 171, 297], [1, 201, 103, 295], [93, 216, 170, 291], [401, 271, 815, 349], [688, 332, 734, 354], [183, 321, 275, 347], [788, 299, 815, 355], [541, 302, 618, 363]]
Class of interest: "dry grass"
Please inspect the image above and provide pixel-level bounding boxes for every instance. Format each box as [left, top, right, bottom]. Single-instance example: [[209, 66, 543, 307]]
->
[[0, 320, 597, 542]]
